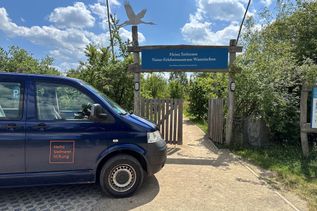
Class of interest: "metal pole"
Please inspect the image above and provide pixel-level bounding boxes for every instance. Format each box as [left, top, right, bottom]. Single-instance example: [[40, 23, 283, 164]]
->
[[132, 26, 141, 115], [225, 39, 237, 145], [106, 0, 115, 61]]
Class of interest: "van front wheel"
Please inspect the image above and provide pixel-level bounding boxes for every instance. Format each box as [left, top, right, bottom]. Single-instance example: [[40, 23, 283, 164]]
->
[[100, 154, 144, 197]]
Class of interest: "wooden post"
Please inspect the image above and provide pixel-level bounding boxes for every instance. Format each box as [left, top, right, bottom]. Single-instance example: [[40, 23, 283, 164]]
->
[[300, 84, 310, 157], [178, 99, 183, 145], [132, 26, 141, 115], [208, 99, 224, 144], [225, 39, 237, 145]]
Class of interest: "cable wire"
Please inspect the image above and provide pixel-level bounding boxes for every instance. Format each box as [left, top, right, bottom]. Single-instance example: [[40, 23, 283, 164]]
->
[[237, 0, 252, 44]]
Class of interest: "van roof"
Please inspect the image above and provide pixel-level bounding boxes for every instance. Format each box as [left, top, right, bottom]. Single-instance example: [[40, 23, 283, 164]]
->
[[0, 72, 80, 83]]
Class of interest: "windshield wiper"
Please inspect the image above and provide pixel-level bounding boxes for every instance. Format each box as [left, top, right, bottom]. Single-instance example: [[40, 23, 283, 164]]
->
[[119, 112, 129, 115]]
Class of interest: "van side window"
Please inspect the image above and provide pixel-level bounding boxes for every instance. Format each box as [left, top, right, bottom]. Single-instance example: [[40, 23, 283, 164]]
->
[[0, 82, 23, 120], [36, 83, 96, 121]]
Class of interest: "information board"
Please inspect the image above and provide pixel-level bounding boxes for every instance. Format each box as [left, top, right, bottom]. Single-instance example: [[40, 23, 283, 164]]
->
[[141, 47, 228, 71]]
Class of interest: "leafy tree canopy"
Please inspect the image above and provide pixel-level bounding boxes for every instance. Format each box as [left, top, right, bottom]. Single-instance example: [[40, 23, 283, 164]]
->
[[0, 46, 59, 75], [234, 0, 317, 143]]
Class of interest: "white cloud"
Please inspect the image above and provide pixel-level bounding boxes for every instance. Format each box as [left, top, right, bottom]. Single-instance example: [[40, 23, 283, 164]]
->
[[89, 3, 107, 20], [0, 7, 107, 70], [182, 19, 239, 45], [97, 0, 120, 6], [89, 1, 122, 30], [181, 0, 251, 45], [49, 2, 95, 29], [54, 62, 80, 72], [88, 2, 146, 44], [196, 0, 247, 22], [260, 0, 272, 7], [0, 4, 146, 71], [119, 28, 145, 43], [89, 3, 109, 30]]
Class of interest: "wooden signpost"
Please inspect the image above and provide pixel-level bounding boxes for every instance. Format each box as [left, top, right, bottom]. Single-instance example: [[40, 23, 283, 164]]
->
[[226, 39, 238, 145], [300, 84, 313, 157], [132, 26, 141, 115], [122, 1, 243, 145], [128, 31, 242, 144]]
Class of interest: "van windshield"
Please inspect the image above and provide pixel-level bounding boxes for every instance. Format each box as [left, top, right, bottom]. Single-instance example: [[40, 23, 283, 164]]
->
[[82, 81, 128, 115]]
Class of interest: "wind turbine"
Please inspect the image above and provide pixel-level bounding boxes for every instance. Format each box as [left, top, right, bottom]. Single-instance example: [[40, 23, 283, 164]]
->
[[121, 1, 155, 26]]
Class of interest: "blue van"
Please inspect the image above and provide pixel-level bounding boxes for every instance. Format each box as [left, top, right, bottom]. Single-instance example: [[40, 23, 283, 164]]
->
[[0, 72, 166, 197]]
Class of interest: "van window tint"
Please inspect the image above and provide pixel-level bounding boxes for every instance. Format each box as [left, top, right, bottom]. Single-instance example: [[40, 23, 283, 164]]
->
[[0, 82, 23, 120], [36, 83, 95, 121]]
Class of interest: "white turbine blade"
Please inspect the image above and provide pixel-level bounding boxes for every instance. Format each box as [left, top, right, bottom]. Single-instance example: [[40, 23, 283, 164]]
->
[[136, 9, 147, 19], [124, 1, 136, 21]]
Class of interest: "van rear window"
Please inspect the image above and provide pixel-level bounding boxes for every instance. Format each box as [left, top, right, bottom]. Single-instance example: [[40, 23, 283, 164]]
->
[[0, 82, 23, 120]]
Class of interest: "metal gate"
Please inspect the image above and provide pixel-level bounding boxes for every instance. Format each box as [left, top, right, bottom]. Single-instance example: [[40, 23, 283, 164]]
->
[[208, 99, 224, 144], [141, 99, 183, 145]]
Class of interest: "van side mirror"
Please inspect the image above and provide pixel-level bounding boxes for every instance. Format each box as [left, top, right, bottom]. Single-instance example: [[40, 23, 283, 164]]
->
[[91, 104, 108, 120]]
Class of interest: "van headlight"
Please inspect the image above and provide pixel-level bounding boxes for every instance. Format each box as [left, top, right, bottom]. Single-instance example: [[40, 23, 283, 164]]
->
[[147, 131, 162, 143]]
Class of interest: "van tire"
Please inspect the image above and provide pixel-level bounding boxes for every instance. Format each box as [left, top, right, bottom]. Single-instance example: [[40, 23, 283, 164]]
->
[[99, 154, 144, 197]]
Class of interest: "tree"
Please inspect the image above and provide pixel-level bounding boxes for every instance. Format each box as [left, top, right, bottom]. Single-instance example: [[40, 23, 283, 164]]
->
[[67, 16, 135, 110], [283, 1, 317, 63], [68, 44, 134, 110], [168, 72, 188, 99], [169, 72, 188, 85], [169, 80, 185, 99], [141, 73, 168, 99], [0, 46, 59, 75], [234, 1, 317, 143], [188, 73, 227, 120]]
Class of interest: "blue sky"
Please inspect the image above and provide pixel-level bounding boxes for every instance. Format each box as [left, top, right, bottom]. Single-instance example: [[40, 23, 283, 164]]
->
[[0, 0, 275, 71]]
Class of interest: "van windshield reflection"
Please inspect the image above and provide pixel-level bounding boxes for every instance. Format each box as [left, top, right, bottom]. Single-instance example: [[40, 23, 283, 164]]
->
[[82, 82, 128, 115]]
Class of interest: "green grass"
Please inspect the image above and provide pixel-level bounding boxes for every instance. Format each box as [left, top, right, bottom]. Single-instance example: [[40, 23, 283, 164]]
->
[[188, 118, 208, 134], [186, 114, 317, 210], [232, 145, 317, 210]]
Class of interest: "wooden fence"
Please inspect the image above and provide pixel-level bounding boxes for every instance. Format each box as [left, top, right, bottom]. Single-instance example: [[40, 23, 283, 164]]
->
[[208, 99, 224, 144], [141, 99, 183, 145]]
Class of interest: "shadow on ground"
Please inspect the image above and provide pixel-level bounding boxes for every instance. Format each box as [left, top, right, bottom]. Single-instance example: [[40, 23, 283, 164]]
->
[[0, 176, 160, 211], [166, 150, 238, 168], [167, 131, 240, 168]]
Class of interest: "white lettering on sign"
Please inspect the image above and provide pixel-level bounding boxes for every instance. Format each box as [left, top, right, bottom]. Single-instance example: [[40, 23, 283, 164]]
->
[[150, 57, 217, 63], [168, 52, 199, 57], [152, 58, 162, 62], [193, 57, 217, 62]]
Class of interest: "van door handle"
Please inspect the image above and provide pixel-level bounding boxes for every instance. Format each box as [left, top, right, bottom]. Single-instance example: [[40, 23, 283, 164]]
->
[[33, 123, 47, 130], [7, 123, 17, 130]]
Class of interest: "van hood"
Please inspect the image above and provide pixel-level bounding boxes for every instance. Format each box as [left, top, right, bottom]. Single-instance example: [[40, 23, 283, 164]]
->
[[123, 114, 157, 132]]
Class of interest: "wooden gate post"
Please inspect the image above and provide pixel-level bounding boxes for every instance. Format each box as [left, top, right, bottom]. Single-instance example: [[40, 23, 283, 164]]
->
[[132, 26, 141, 115], [225, 39, 237, 145], [208, 99, 224, 144], [300, 84, 310, 157]]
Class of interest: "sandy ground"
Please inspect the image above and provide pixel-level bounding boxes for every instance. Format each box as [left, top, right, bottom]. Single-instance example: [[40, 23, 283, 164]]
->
[[94, 119, 308, 211]]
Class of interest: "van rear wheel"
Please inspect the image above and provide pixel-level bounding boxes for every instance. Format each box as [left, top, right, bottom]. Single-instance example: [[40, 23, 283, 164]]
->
[[99, 154, 144, 197]]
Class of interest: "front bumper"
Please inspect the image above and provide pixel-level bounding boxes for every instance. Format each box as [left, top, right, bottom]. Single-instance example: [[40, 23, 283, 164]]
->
[[145, 138, 167, 176]]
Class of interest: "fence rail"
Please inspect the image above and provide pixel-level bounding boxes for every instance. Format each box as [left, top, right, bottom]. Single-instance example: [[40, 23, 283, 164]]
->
[[141, 99, 183, 145], [208, 99, 224, 144]]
